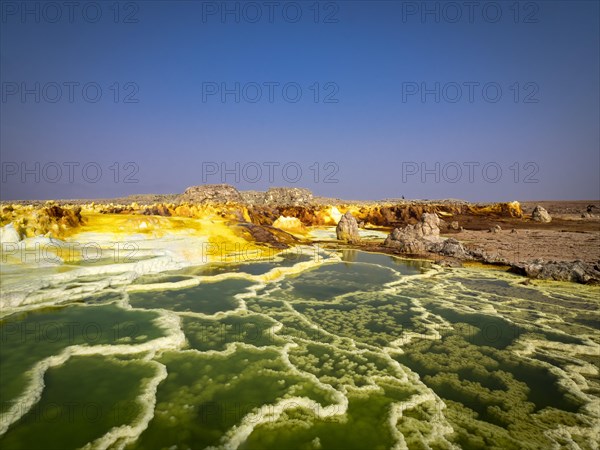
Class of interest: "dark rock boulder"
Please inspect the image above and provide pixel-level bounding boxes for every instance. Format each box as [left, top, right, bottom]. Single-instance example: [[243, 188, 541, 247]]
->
[[510, 259, 600, 284]]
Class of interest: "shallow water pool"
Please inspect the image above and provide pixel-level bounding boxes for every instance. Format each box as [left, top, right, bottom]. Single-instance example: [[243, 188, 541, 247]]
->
[[1, 250, 598, 449]]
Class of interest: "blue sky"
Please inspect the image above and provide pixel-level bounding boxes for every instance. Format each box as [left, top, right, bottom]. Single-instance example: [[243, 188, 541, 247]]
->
[[1, 0, 599, 201]]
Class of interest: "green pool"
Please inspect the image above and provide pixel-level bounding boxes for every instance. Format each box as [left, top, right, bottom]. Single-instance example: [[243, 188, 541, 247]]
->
[[1, 250, 598, 449]]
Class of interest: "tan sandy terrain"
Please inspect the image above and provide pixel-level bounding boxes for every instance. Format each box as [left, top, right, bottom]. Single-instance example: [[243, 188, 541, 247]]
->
[[454, 228, 600, 264], [444, 200, 600, 264], [520, 200, 599, 216]]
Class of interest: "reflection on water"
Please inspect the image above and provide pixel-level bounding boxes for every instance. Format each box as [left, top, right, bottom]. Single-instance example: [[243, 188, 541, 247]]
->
[[1, 249, 598, 450], [340, 249, 430, 274], [179, 252, 315, 277]]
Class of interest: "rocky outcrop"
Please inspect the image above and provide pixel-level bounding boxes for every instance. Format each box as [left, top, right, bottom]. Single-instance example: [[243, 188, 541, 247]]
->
[[0, 204, 84, 239], [241, 187, 314, 207], [263, 201, 522, 228], [384, 227, 427, 253], [532, 205, 551, 223], [467, 201, 523, 218], [234, 223, 298, 249], [173, 189, 523, 227], [336, 212, 360, 243], [266, 187, 313, 206], [510, 260, 600, 284], [384, 213, 442, 254], [434, 238, 468, 258], [384, 214, 471, 260], [418, 213, 441, 237], [179, 184, 243, 204]]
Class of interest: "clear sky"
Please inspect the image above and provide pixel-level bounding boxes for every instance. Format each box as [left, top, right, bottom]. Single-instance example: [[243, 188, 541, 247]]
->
[[1, 0, 599, 201]]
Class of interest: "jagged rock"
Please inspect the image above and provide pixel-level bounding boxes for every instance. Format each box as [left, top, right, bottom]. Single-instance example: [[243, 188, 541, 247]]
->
[[384, 230, 427, 253], [428, 237, 469, 259], [0, 223, 21, 243], [418, 213, 441, 237], [450, 221, 460, 230], [336, 212, 360, 243], [438, 238, 468, 258], [511, 228, 517, 234], [383, 213, 442, 253], [532, 205, 551, 223], [510, 259, 600, 284], [180, 184, 243, 204]]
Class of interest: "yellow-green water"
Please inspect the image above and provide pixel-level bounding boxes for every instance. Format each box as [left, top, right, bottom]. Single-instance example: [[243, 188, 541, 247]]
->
[[1, 249, 598, 449]]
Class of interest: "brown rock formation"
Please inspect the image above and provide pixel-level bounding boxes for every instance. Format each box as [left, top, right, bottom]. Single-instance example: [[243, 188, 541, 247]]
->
[[234, 223, 299, 249]]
